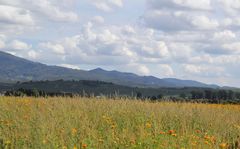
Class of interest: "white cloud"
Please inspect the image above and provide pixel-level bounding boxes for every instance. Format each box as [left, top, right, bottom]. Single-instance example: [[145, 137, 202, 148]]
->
[[183, 64, 225, 77], [40, 42, 65, 55], [0, 35, 6, 49], [191, 15, 219, 30], [59, 64, 80, 70], [158, 64, 174, 77], [173, 0, 211, 10], [92, 16, 105, 24], [30, 0, 79, 22], [222, 42, 240, 54], [9, 40, 31, 50], [141, 41, 169, 58], [213, 30, 236, 41], [0, 0, 79, 23], [0, 40, 5, 49], [27, 50, 38, 59], [137, 65, 150, 75], [0, 5, 34, 25], [90, 0, 123, 12]]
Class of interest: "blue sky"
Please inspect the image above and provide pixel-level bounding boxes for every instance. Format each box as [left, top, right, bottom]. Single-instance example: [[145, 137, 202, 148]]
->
[[0, 0, 240, 87]]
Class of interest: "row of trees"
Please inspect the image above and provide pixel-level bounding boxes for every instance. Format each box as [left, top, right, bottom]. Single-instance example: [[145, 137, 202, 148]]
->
[[4, 88, 240, 104], [5, 88, 74, 98], [190, 90, 240, 100]]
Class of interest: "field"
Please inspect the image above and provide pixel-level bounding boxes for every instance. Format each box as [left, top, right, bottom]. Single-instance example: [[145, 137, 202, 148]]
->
[[0, 97, 240, 149]]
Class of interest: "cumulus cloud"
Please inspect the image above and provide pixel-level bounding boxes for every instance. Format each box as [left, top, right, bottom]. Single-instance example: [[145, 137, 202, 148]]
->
[[92, 16, 105, 24], [0, 5, 34, 25], [158, 64, 174, 77], [90, 0, 123, 12], [40, 42, 65, 55], [9, 40, 31, 50], [27, 50, 38, 59], [213, 30, 236, 41], [0, 0, 79, 22], [183, 64, 225, 77], [59, 64, 80, 70]]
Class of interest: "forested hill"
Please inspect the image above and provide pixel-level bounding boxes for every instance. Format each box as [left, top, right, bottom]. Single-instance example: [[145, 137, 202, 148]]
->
[[0, 51, 218, 88]]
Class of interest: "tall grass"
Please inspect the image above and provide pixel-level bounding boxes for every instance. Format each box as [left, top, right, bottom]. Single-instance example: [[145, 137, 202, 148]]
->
[[0, 97, 239, 149]]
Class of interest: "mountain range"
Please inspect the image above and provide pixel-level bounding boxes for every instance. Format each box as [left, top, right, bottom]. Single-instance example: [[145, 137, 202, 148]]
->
[[0, 51, 219, 88]]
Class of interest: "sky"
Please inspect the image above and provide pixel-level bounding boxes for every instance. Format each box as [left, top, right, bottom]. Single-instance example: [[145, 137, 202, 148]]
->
[[0, 0, 240, 87]]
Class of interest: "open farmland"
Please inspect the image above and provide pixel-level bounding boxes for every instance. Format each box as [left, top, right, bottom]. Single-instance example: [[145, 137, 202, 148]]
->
[[0, 97, 240, 149]]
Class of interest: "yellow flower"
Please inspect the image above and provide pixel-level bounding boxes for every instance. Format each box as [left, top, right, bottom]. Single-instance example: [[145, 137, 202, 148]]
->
[[71, 128, 77, 135], [172, 133, 177, 137], [219, 143, 228, 148], [111, 124, 116, 129], [73, 145, 77, 149], [146, 122, 152, 128]]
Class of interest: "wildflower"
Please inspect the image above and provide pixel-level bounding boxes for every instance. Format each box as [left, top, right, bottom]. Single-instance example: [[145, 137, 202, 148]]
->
[[159, 131, 165, 135], [195, 130, 201, 133], [71, 128, 77, 135], [204, 141, 209, 145], [168, 130, 175, 135], [111, 124, 116, 129], [191, 141, 197, 146], [82, 143, 87, 148], [219, 143, 228, 148], [204, 135, 211, 140], [145, 123, 152, 128], [172, 133, 177, 137], [210, 136, 216, 144], [73, 145, 77, 149]]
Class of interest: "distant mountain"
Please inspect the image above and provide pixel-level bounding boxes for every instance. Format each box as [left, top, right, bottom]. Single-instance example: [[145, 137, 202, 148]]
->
[[0, 51, 219, 88]]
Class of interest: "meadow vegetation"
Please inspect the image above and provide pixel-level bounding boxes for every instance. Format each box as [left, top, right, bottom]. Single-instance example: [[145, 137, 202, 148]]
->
[[0, 97, 240, 149]]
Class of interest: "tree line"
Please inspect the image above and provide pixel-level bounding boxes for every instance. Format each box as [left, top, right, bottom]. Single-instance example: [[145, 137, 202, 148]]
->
[[3, 88, 240, 104]]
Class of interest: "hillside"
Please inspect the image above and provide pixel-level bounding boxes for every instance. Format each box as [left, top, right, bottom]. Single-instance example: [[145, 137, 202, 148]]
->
[[0, 51, 218, 88]]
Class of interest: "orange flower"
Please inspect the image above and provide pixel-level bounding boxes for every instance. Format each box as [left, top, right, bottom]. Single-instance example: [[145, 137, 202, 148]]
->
[[82, 144, 87, 148], [168, 130, 175, 135], [159, 131, 165, 135], [204, 141, 209, 145], [204, 135, 211, 140], [195, 130, 201, 133]]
